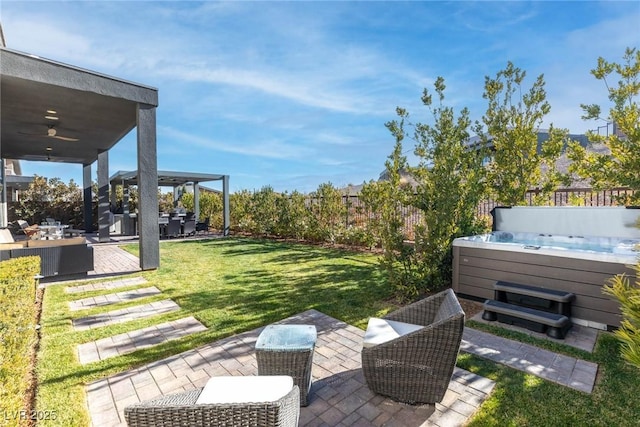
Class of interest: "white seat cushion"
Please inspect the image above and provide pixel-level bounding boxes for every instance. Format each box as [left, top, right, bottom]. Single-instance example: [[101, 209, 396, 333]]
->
[[0, 229, 15, 244], [195, 375, 293, 405], [362, 317, 424, 348]]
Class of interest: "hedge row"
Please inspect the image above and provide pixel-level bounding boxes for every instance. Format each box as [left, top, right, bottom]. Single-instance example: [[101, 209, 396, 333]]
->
[[0, 257, 41, 427]]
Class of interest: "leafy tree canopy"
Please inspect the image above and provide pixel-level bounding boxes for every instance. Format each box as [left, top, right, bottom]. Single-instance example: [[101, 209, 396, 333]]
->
[[567, 47, 640, 205]]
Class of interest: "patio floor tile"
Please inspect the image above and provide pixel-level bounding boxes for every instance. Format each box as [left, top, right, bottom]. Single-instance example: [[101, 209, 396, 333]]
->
[[72, 299, 180, 331], [78, 316, 206, 365], [86, 310, 495, 427], [69, 286, 161, 311], [65, 276, 148, 294], [461, 327, 598, 393]]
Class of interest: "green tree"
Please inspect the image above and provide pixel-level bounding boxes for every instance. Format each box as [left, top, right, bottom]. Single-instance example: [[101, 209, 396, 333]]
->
[[275, 190, 309, 240], [567, 47, 640, 205], [199, 192, 223, 229], [476, 62, 566, 206], [411, 77, 489, 290], [361, 109, 420, 299], [13, 175, 84, 227], [159, 190, 175, 213], [230, 189, 253, 233], [308, 182, 346, 243], [250, 186, 280, 236]]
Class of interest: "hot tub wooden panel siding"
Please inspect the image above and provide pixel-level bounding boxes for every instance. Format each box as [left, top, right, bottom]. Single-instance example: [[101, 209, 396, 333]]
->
[[452, 245, 636, 327]]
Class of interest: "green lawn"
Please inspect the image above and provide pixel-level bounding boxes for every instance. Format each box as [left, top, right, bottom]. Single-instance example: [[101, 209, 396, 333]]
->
[[34, 237, 639, 426], [34, 238, 395, 426]]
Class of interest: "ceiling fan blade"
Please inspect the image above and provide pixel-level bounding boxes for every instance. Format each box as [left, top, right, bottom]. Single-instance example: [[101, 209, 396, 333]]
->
[[18, 131, 43, 137], [53, 135, 79, 142]]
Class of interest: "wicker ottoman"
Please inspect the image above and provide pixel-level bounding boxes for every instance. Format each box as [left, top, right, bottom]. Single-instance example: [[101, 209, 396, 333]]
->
[[124, 376, 300, 427], [256, 324, 317, 406]]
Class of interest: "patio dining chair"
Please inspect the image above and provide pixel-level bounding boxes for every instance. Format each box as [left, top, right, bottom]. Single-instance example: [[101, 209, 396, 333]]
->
[[361, 288, 465, 404], [181, 219, 196, 237], [195, 217, 210, 234], [165, 218, 181, 238], [124, 375, 300, 427]]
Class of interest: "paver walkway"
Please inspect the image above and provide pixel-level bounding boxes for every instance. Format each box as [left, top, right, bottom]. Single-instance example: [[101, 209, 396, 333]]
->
[[89, 244, 141, 277], [66, 277, 148, 294], [86, 310, 496, 427], [78, 317, 207, 365], [69, 286, 161, 311], [470, 311, 599, 353], [73, 300, 180, 331], [461, 328, 597, 394]]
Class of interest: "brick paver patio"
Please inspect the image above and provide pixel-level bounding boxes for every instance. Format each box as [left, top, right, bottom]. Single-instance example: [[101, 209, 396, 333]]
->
[[86, 310, 496, 427], [88, 244, 142, 277]]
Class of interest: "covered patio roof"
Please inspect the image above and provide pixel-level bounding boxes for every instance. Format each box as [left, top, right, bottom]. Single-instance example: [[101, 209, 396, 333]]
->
[[1, 48, 157, 164], [0, 46, 160, 270], [110, 170, 226, 187], [109, 170, 230, 233]]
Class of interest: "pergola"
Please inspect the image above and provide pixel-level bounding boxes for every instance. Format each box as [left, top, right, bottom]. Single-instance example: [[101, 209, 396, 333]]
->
[[109, 170, 230, 235], [0, 47, 160, 270]]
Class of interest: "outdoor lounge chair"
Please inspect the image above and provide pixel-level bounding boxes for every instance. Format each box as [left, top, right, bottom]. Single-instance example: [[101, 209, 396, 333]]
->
[[361, 288, 465, 404], [14, 220, 41, 239], [124, 376, 300, 427]]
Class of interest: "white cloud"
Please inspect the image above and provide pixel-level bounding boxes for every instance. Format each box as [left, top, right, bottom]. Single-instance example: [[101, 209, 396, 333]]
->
[[159, 126, 313, 161]]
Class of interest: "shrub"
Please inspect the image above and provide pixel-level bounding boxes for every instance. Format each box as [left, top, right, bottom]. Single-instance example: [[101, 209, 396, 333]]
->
[[603, 261, 640, 368], [274, 191, 309, 240], [249, 186, 280, 236], [0, 257, 41, 427], [230, 190, 254, 233], [307, 183, 346, 243]]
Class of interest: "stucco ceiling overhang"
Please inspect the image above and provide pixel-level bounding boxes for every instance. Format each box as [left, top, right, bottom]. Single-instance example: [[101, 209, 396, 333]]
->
[[0, 48, 158, 165]]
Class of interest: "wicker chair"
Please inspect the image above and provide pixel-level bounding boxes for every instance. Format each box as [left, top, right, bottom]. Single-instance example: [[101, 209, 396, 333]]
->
[[361, 288, 465, 404], [124, 379, 300, 427]]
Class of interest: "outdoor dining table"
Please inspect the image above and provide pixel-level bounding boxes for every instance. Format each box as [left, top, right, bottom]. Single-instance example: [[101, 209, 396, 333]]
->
[[38, 224, 69, 240]]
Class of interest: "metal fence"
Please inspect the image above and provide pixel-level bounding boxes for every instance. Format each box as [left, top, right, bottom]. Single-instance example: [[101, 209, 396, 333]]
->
[[319, 187, 636, 239]]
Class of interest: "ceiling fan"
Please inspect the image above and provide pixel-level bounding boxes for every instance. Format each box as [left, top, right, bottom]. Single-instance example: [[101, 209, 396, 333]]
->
[[19, 124, 79, 142]]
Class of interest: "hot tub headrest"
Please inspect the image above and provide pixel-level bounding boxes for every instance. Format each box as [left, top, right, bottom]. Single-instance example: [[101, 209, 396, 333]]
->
[[491, 206, 640, 239]]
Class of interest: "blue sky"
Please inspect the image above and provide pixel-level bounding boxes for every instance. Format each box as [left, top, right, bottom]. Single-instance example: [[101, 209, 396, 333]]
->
[[2, 1, 639, 193]]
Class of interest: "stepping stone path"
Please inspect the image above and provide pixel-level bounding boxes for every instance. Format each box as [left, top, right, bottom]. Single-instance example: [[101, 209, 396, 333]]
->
[[461, 328, 598, 393], [66, 276, 148, 294], [69, 286, 161, 311], [73, 300, 181, 331], [78, 317, 207, 365], [68, 276, 207, 366]]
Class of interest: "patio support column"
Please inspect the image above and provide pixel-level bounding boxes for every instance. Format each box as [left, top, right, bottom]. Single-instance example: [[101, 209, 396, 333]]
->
[[223, 175, 230, 236], [97, 150, 110, 242], [137, 103, 159, 270], [0, 159, 7, 228], [110, 181, 117, 211], [193, 182, 200, 221], [83, 163, 94, 233], [122, 183, 129, 215]]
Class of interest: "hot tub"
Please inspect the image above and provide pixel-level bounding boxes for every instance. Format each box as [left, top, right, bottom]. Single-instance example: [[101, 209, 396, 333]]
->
[[458, 231, 640, 263], [452, 207, 640, 329]]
